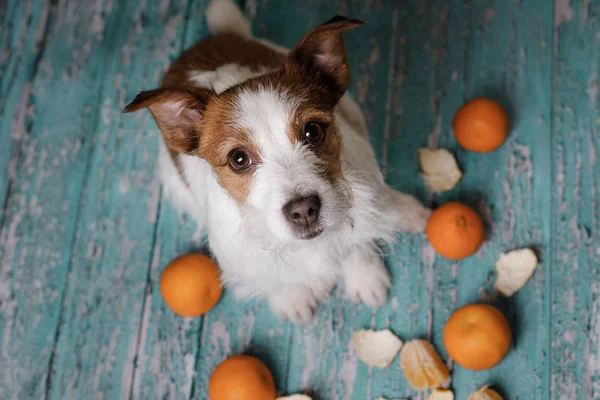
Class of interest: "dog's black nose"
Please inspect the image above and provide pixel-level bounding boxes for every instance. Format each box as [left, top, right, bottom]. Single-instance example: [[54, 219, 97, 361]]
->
[[283, 195, 321, 228]]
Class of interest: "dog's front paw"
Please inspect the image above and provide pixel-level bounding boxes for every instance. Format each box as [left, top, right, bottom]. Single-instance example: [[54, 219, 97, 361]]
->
[[343, 250, 390, 308], [268, 286, 318, 325]]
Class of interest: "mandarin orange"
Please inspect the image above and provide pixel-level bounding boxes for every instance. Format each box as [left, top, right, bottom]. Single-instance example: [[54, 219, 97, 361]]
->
[[208, 355, 276, 400], [425, 202, 485, 260], [443, 304, 511, 370], [453, 98, 509, 152], [160, 254, 222, 317]]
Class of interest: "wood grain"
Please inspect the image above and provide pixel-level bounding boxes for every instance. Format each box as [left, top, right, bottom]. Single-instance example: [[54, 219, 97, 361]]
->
[[44, 1, 197, 398], [1, 0, 130, 397], [453, 1, 553, 399], [0, 0, 598, 399], [1, 0, 51, 209], [552, 1, 600, 399]]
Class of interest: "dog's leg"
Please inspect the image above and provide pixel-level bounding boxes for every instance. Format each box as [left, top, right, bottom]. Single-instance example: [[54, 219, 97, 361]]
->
[[385, 186, 431, 234], [342, 246, 390, 308]]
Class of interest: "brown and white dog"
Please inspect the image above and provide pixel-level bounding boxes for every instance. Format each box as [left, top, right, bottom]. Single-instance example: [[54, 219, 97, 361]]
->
[[124, 0, 431, 324]]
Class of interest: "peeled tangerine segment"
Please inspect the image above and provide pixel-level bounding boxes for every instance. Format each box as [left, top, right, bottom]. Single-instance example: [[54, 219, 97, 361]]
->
[[427, 389, 454, 400], [467, 385, 503, 400], [352, 329, 404, 368], [276, 395, 312, 400], [400, 339, 450, 390], [495, 248, 538, 296], [419, 148, 462, 192]]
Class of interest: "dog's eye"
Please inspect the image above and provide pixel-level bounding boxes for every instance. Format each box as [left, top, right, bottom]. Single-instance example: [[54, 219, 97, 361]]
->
[[303, 121, 325, 145], [228, 149, 252, 171]]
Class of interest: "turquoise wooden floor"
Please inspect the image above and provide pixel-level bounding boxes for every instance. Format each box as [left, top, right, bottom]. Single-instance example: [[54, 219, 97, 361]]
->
[[1, 0, 599, 399]]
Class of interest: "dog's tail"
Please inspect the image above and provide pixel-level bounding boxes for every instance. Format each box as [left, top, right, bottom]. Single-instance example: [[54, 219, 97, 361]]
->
[[206, 0, 251, 38]]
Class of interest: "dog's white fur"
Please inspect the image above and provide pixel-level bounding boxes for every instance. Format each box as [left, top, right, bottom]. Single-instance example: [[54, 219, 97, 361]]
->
[[157, 0, 431, 324]]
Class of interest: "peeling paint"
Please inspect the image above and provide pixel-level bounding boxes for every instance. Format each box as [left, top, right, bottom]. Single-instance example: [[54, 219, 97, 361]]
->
[[381, 7, 400, 168], [503, 166, 515, 243], [582, 0, 590, 26], [236, 312, 256, 349], [556, 145, 566, 211], [588, 74, 598, 111], [427, 114, 441, 149], [209, 320, 231, 365], [338, 341, 358, 399], [590, 133, 597, 169], [555, 0, 574, 27], [585, 282, 600, 396], [421, 244, 435, 339]]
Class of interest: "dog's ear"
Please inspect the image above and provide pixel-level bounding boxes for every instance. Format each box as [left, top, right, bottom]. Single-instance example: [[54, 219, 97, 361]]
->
[[123, 88, 213, 154], [288, 15, 364, 100]]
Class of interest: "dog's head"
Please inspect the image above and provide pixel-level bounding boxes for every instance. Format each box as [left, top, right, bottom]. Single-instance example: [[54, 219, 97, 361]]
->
[[125, 16, 363, 243]]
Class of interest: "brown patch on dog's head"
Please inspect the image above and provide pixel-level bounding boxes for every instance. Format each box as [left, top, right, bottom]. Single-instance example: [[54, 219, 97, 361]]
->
[[198, 93, 261, 203], [287, 104, 344, 183], [277, 15, 364, 183], [124, 87, 260, 203]]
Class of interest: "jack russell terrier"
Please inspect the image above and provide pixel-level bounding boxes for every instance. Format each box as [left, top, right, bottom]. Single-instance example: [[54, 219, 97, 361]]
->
[[124, 0, 431, 324]]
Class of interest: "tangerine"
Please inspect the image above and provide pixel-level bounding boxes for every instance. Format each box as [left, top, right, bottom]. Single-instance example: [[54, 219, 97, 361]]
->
[[208, 355, 276, 400], [425, 202, 485, 260], [443, 304, 511, 370], [453, 98, 509, 152], [160, 254, 222, 317]]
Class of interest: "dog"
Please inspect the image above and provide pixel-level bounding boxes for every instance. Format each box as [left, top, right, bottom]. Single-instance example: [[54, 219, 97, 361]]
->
[[124, 0, 431, 324]]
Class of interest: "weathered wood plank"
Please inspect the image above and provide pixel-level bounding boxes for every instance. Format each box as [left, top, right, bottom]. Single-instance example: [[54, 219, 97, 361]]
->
[[129, 206, 206, 400], [382, 0, 463, 398], [0, 0, 52, 206], [0, 0, 134, 397], [551, 0, 600, 398], [128, 1, 214, 399], [450, 1, 553, 399], [43, 1, 194, 399]]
